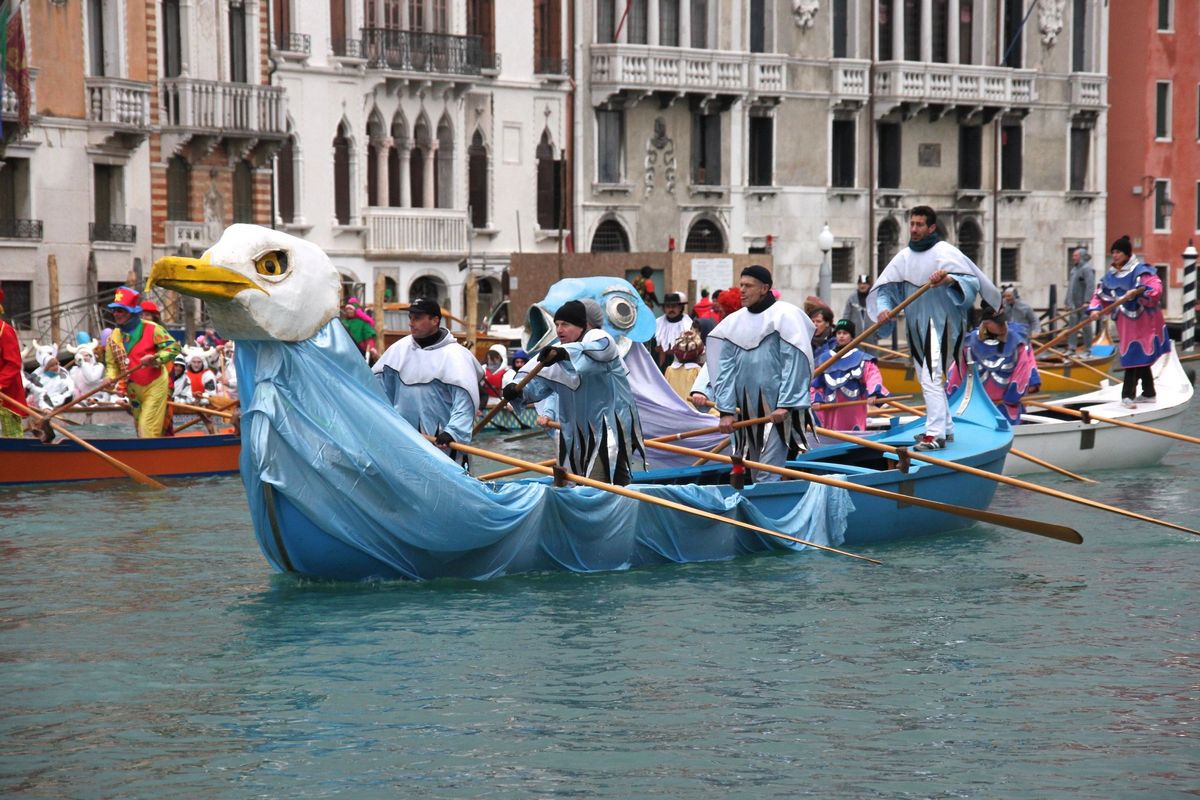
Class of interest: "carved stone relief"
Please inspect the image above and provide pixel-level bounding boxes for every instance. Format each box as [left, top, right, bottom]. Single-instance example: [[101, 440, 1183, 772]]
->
[[792, 0, 819, 29], [644, 117, 676, 198]]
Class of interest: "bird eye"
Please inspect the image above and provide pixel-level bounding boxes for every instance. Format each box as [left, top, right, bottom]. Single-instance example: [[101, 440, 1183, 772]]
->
[[605, 295, 636, 331], [254, 250, 289, 277]]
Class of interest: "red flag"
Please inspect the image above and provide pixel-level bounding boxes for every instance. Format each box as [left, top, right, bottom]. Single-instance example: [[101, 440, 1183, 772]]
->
[[5, 7, 30, 133]]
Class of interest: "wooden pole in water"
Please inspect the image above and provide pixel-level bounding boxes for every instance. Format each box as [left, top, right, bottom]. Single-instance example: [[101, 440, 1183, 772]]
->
[[48, 254, 61, 345]]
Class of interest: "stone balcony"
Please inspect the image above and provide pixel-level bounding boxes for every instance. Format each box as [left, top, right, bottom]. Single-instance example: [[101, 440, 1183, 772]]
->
[[832, 60, 1038, 120], [1, 68, 37, 143], [590, 44, 787, 106], [875, 62, 1037, 118], [364, 207, 468, 256], [85, 77, 152, 148], [160, 78, 288, 163], [1068, 73, 1106, 111]]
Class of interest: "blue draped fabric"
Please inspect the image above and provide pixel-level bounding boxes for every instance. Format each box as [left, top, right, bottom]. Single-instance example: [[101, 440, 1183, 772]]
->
[[234, 321, 852, 581]]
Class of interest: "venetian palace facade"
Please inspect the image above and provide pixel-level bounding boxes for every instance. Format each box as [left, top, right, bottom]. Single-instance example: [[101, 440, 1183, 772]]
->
[[2, 0, 1111, 328]]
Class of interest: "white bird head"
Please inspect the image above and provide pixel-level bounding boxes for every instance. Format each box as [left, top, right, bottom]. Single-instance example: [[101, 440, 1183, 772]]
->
[[146, 224, 341, 341]]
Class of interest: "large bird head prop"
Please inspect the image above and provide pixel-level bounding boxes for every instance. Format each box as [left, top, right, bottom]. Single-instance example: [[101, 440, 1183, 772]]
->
[[146, 225, 341, 341], [525, 277, 656, 354]]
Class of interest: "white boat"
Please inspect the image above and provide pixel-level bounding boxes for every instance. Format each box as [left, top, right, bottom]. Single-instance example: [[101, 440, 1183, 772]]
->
[[1003, 345, 1194, 476]]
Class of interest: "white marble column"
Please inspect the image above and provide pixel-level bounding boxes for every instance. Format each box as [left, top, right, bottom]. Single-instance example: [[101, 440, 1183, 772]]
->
[[399, 142, 412, 207], [948, 0, 960, 63], [648, 0, 660, 45], [374, 137, 392, 206], [423, 143, 437, 208], [893, 0, 905, 61], [921, 0, 932, 62], [680, 0, 691, 48]]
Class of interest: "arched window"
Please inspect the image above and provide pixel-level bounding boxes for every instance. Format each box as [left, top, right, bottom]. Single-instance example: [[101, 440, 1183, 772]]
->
[[389, 115, 406, 207], [685, 219, 724, 252], [468, 130, 488, 229], [957, 218, 983, 268], [333, 122, 351, 224], [233, 160, 254, 223], [436, 117, 454, 209], [591, 218, 630, 252], [876, 217, 900, 271], [536, 130, 562, 230], [410, 275, 447, 308], [276, 136, 295, 224], [411, 121, 429, 209], [166, 155, 191, 220]]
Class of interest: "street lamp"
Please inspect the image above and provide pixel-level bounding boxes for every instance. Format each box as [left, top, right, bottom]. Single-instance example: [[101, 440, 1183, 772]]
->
[[817, 223, 835, 302]]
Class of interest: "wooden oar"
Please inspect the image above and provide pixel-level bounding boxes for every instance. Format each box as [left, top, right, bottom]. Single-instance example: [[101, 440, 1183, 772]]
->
[[1025, 400, 1200, 448], [814, 281, 937, 377], [860, 341, 912, 360], [692, 436, 731, 466], [1032, 302, 1090, 337], [1004, 447, 1098, 483], [814, 394, 913, 412], [170, 401, 236, 420], [643, 438, 1081, 544], [478, 458, 557, 481], [1038, 346, 1114, 384], [1180, 352, 1200, 364], [1035, 288, 1143, 355], [880, 397, 1095, 484], [442, 439, 882, 564], [472, 361, 546, 435], [42, 366, 137, 421], [813, 426, 1198, 537], [0, 390, 167, 489]]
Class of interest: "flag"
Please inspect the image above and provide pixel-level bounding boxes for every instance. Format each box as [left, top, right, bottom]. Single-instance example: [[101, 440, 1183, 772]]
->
[[0, 0, 9, 139], [4, 0, 30, 136]]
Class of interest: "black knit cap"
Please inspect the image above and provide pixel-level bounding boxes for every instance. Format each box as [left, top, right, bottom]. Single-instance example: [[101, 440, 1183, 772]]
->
[[1110, 235, 1132, 257], [833, 318, 856, 336], [553, 300, 588, 329], [741, 264, 772, 287]]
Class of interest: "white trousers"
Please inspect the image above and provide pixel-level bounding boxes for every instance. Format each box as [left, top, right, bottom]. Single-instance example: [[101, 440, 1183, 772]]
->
[[917, 322, 952, 440]]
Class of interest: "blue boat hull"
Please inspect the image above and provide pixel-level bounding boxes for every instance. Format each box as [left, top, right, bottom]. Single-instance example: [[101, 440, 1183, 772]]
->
[[251, 369, 1011, 582]]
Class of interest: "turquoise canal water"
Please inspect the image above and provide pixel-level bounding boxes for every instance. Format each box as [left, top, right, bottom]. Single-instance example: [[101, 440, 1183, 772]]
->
[[2, 401, 1198, 798]]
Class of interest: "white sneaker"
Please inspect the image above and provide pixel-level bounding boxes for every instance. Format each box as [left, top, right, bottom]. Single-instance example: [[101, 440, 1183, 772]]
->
[[1120, 397, 1137, 409], [1135, 395, 1156, 404]]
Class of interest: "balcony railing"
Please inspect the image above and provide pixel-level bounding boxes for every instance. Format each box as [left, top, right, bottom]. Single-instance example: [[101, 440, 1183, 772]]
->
[[364, 207, 468, 255], [0, 218, 43, 240], [273, 31, 311, 54], [164, 221, 208, 250], [1069, 73, 1106, 109], [332, 37, 364, 58], [362, 28, 483, 76], [590, 44, 787, 98], [1, 68, 36, 120], [90, 222, 137, 243], [160, 78, 287, 137], [481, 51, 502, 72], [873, 62, 1037, 106], [85, 77, 152, 129]]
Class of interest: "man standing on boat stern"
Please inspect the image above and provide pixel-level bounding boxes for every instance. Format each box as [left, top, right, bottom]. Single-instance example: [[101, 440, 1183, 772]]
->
[[1088, 235, 1170, 408], [104, 286, 182, 438], [707, 265, 815, 482], [869, 206, 1001, 451], [372, 298, 483, 463], [1066, 246, 1096, 353]]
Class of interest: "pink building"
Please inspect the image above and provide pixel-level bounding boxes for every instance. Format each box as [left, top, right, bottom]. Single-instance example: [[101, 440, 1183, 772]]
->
[[1106, 0, 1200, 327]]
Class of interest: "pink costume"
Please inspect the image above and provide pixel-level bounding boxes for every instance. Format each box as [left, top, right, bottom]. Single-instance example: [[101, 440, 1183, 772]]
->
[[809, 345, 889, 431], [947, 324, 1040, 425]]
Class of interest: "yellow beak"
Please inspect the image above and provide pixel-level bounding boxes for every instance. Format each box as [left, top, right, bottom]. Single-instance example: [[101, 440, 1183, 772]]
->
[[146, 252, 267, 301]]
